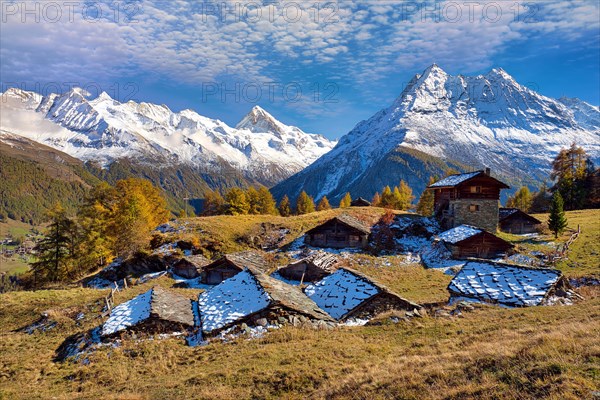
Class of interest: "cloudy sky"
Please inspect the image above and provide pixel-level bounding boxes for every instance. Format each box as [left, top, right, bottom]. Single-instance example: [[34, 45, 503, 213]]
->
[[1, 0, 599, 138]]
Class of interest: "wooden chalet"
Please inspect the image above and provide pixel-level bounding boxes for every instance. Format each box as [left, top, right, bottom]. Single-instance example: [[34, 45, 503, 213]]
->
[[275, 251, 340, 283], [171, 255, 209, 279], [498, 208, 541, 234], [200, 251, 268, 284], [350, 197, 371, 207], [101, 286, 195, 337], [305, 268, 422, 321], [427, 168, 509, 232], [436, 225, 514, 259], [305, 214, 371, 249]]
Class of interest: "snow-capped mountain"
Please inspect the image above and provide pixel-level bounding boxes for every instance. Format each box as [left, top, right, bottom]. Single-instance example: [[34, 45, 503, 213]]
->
[[273, 64, 600, 202], [0, 88, 336, 186]]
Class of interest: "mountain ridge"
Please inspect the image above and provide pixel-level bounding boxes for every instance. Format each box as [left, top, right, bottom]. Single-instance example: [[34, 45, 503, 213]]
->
[[272, 64, 600, 203]]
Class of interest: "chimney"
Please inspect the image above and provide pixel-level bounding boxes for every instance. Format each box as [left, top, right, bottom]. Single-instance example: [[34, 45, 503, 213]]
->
[[485, 167, 491, 176]]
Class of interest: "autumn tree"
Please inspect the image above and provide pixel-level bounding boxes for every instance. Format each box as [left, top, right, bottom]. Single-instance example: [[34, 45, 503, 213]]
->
[[296, 191, 315, 215], [278, 195, 292, 217], [416, 177, 437, 216], [371, 208, 396, 254], [380, 186, 394, 208], [256, 186, 278, 215], [339, 192, 352, 208], [202, 189, 225, 216], [246, 186, 260, 215], [395, 180, 414, 210], [529, 182, 552, 213], [506, 186, 533, 211], [371, 192, 381, 207], [224, 187, 250, 215], [551, 143, 595, 210], [112, 179, 170, 258], [317, 196, 332, 211], [548, 191, 568, 238]]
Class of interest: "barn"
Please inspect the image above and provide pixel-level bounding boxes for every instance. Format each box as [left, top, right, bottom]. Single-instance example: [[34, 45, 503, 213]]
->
[[198, 268, 333, 336], [101, 286, 195, 337], [305, 214, 371, 249], [498, 208, 542, 234], [350, 197, 372, 207], [427, 168, 509, 232], [200, 251, 268, 285], [448, 261, 568, 307], [305, 268, 421, 321], [436, 225, 514, 259], [171, 255, 210, 279], [275, 251, 340, 283]]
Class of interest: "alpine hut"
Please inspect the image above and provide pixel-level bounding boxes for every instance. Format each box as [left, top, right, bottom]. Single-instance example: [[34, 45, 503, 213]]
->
[[305, 268, 421, 321], [498, 208, 542, 234], [305, 214, 371, 249], [200, 251, 268, 284], [275, 251, 340, 283], [172, 255, 210, 279], [448, 261, 569, 307], [198, 268, 333, 336], [350, 197, 372, 207], [427, 169, 509, 232], [436, 225, 513, 259], [101, 286, 195, 337]]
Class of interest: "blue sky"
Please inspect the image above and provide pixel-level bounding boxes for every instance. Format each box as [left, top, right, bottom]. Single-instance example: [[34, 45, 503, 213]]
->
[[1, 0, 599, 138]]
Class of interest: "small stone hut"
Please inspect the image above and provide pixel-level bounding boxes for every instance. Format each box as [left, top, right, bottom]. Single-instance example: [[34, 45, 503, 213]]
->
[[436, 225, 513, 259], [200, 251, 268, 284], [198, 268, 333, 336], [351, 197, 372, 207], [498, 208, 542, 234], [305, 214, 371, 249], [101, 286, 195, 337], [275, 251, 340, 283], [448, 261, 569, 307], [172, 255, 210, 279], [305, 268, 421, 321]]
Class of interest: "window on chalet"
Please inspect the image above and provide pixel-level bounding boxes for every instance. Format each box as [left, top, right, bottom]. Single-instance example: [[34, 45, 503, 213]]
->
[[469, 204, 480, 212], [469, 186, 482, 193]]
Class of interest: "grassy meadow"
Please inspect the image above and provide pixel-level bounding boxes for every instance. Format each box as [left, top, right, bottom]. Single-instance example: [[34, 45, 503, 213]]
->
[[0, 208, 598, 399]]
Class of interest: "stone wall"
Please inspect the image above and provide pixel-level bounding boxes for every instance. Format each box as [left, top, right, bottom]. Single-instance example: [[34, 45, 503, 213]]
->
[[451, 199, 499, 232]]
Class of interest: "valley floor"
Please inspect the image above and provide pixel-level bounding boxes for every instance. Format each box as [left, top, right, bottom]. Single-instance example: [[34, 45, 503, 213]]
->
[[0, 209, 598, 399]]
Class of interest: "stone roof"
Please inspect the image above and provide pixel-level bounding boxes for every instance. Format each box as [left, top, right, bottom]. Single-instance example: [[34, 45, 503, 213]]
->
[[307, 213, 371, 235], [428, 170, 509, 189], [448, 261, 563, 307], [204, 250, 268, 273], [199, 268, 333, 333], [305, 267, 420, 320], [437, 225, 482, 244], [499, 208, 542, 224], [287, 250, 340, 272], [351, 197, 372, 207], [101, 286, 194, 336]]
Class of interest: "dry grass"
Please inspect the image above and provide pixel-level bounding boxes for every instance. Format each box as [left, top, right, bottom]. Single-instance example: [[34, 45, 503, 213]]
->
[[0, 285, 598, 399]]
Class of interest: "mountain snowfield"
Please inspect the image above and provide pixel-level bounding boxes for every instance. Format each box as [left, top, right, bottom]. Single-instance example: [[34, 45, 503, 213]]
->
[[273, 64, 600, 202], [0, 88, 336, 186]]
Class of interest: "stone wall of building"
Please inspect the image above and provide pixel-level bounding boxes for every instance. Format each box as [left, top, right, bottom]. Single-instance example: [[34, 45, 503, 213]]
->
[[451, 199, 499, 232]]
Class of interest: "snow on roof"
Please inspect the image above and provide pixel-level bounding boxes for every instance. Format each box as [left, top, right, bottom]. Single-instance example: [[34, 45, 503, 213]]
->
[[498, 208, 519, 220], [437, 225, 482, 244], [448, 261, 562, 306], [101, 287, 194, 337], [428, 171, 482, 188], [198, 269, 271, 333], [102, 289, 152, 336], [305, 269, 380, 320], [288, 250, 339, 272]]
